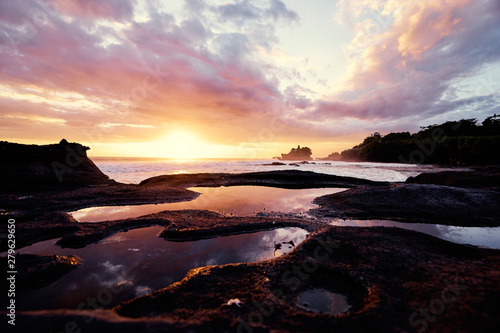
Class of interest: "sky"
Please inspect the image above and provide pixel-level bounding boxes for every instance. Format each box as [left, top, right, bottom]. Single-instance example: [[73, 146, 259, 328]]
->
[[1, 0, 499, 159]]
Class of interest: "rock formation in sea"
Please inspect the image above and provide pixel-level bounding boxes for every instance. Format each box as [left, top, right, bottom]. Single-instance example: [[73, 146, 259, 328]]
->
[[279, 145, 312, 161], [0, 139, 112, 191]]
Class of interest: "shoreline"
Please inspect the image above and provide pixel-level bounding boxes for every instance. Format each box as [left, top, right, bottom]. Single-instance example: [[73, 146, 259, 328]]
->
[[1, 167, 499, 332]]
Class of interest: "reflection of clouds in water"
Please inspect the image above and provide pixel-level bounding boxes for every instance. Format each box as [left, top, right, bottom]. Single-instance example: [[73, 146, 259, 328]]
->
[[206, 258, 217, 266], [274, 228, 309, 243], [72, 206, 135, 222], [90, 261, 133, 288], [436, 225, 463, 239], [265, 189, 344, 213], [186, 228, 309, 266], [334, 220, 500, 249], [17, 226, 313, 310], [99, 234, 127, 244], [70, 187, 347, 222], [128, 248, 141, 252], [436, 226, 500, 249], [135, 286, 152, 297]]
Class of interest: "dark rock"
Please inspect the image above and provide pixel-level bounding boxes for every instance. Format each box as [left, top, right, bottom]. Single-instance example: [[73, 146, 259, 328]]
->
[[0, 140, 112, 191], [4, 201, 500, 332], [406, 166, 500, 190], [139, 170, 388, 189], [279, 145, 312, 161], [113, 227, 500, 333], [0, 184, 199, 222], [263, 162, 286, 166], [311, 183, 500, 226]]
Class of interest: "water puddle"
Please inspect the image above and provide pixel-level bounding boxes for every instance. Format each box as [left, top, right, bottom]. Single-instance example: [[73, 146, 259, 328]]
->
[[70, 186, 346, 222], [14, 226, 308, 310], [332, 219, 500, 250], [68, 185, 500, 250], [297, 289, 351, 315]]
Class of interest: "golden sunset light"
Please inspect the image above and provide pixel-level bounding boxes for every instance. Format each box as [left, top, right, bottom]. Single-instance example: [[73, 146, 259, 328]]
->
[[1, 0, 498, 159], [2, 1, 500, 331]]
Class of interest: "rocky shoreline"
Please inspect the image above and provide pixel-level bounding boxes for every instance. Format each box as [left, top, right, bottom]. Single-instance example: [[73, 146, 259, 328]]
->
[[7, 227, 500, 333], [311, 183, 500, 226], [1, 148, 500, 332]]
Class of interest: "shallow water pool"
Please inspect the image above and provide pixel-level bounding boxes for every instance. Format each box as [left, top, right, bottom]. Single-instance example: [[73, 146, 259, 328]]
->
[[332, 219, 500, 250], [68, 185, 500, 250], [297, 289, 351, 315], [15, 226, 308, 310], [70, 186, 346, 222]]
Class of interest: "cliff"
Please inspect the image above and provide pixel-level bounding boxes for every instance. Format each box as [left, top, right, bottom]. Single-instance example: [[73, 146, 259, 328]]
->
[[0, 139, 112, 191], [317, 152, 343, 161], [324, 115, 500, 165]]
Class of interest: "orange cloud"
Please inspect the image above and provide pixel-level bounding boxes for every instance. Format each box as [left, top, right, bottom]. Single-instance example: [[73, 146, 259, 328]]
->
[[1, 0, 498, 158]]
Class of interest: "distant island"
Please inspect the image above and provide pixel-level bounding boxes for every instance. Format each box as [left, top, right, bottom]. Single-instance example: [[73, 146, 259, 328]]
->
[[320, 114, 500, 165], [278, 145, 312, 161]]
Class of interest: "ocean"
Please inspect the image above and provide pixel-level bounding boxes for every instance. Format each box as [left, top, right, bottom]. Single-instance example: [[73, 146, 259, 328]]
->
[[90, 157, 457, 184]]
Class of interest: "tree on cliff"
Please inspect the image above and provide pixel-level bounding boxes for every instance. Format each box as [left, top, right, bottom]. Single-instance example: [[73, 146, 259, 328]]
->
[[326, 114, 500, 165]]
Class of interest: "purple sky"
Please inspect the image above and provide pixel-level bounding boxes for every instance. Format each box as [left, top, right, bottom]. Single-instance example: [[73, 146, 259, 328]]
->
[[1, 0, 499, 158]]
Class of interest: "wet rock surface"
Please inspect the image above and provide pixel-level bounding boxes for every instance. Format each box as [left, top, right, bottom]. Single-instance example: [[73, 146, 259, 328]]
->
[[157, 210, 317, 241], [0, 184, 199, 216], [406, 165, 500, 190], [0, 170, 383, 217], [311, 183, 500, 226], [139, 170, 389, 189], [7, 227, 500, 333], [2, 158, 500, 332], [5, 210, 317, 250], [114, 227, 500, 333]]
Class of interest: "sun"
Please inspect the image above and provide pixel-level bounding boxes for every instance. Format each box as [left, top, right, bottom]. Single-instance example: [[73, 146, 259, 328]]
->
[[159, 129, 209, 159]]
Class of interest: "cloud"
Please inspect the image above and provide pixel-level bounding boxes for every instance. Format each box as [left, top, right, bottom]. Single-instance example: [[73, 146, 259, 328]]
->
[[0, 0, 294, 142], [216, 0, 261, 21], [0, 0, 498, 154], [299, 0, 500, 132], [135, 285, 152, 297], [266, 0, 299, 23], [49, 0, 136, 21], [215, 0, 298, 23], [90, 261, 131, 288]]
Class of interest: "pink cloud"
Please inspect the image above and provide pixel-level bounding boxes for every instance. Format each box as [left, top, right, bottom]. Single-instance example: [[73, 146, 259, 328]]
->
[[0, 0, 498, 150], [302, 0, 500, 132], [48, 0, 136, 21]]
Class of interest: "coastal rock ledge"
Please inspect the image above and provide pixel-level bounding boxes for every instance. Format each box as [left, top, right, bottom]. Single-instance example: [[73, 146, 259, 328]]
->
[[0, 140, 112, 191], [311, 183, 500, 226]]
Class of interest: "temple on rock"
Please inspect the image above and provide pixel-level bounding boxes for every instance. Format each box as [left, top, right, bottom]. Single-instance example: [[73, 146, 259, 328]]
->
[[279, 145, 312, 161]]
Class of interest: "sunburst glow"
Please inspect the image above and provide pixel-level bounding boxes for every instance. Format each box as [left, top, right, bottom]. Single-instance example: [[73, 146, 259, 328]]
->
[[158, 130, 209, 159]]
